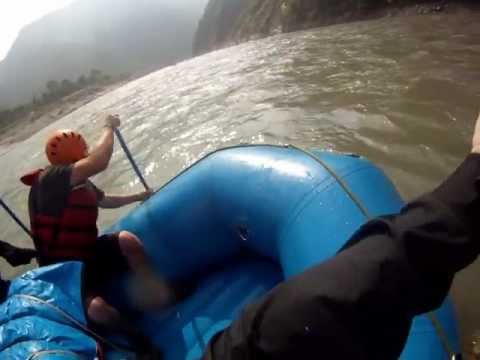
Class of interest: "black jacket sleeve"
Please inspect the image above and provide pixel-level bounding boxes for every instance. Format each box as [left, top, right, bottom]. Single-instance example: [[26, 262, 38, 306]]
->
[[204, 154, 480, 360]]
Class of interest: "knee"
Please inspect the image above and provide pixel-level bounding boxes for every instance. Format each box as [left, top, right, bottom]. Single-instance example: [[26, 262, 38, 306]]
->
[[118, 231, 144, 257], [86, 296, 108, 323]]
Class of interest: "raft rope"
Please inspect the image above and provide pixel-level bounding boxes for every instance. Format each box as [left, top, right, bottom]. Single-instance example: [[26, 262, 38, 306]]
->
[[14, 294, 134, 355], [291, 145, 459, 359], [27, 350, 86, 360]]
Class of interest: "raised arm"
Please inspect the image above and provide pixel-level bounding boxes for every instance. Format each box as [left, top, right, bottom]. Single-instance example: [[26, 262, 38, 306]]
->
[[70, 115, 120, 186]]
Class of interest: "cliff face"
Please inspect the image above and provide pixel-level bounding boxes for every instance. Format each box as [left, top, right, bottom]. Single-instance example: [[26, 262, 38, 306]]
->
[[194, 0, 280, 55], [193, 0, 245, 55], [193, 0, 459, 55]]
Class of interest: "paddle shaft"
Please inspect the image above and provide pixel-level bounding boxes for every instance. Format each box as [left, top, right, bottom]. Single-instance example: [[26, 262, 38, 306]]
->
[[0, 198, 33, 239], [113, 128, 150, 191]]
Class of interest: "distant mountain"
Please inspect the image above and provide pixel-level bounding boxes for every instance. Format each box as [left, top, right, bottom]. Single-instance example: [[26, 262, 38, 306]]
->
[[0, 0, 208, 109]]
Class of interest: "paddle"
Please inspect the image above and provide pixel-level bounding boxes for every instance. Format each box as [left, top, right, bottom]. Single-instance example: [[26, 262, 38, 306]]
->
[[0, 198, 33, 239], [113, 128, 150, 191]]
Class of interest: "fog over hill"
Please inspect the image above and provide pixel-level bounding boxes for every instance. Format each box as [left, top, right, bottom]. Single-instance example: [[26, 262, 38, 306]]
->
[[0, 0, 208, 108]]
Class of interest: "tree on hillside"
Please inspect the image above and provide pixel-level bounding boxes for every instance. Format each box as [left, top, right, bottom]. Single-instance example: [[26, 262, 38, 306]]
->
[[89, 69, 103, 83], [77, 75, 88, 87], [0, 109, 11, 125], [60, 79, 76, 95], [46, 80, 60, 96], [1, 70, 114, 117], [41, 93, 51, 103]]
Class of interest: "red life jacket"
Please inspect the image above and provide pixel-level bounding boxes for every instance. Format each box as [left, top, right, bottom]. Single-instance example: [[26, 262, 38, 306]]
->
[[21, 169, 99, 263]]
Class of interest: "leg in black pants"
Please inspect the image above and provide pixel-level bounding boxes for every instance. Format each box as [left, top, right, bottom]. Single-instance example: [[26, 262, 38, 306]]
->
[[205, 154, 480, 360]]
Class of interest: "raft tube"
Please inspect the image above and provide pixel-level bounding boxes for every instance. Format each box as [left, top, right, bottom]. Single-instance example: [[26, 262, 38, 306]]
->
[[0, 145, 460, 359]]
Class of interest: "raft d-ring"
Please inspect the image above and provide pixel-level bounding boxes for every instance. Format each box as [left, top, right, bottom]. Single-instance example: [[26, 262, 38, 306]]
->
[[345, 153, 360, 158], [236, 225, 249, 242]]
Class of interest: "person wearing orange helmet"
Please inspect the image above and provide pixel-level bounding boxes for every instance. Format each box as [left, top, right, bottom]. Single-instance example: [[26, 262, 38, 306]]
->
[[21, 114, 169, 357]]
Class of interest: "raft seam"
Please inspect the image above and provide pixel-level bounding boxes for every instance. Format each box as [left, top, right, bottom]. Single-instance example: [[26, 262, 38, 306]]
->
[[277, 165, 373, 252]]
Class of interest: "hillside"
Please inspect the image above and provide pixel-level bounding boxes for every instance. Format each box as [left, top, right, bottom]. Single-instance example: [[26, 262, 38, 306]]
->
[[0, 0, 208, 108]]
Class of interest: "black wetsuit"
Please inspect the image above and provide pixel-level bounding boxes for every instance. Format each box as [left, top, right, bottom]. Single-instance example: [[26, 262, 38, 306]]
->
[[0, 276, 8, 302], [205, 154, 480, 359]]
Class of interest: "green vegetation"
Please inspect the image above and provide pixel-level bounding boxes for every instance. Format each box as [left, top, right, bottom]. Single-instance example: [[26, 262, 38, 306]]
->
[[0, 69, 113, 130]]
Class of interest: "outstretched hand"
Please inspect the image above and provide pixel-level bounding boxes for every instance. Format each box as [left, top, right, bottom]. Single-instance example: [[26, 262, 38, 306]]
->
[[472, 112, 480, 154], [137, 188, 154, 202], [6, 248, 37, 267], [0, 240, 37, 267], [104, 114, 121, 129]]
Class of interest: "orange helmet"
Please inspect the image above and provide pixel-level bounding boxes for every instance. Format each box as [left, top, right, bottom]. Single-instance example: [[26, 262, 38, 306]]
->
[[45, 129, 89, 165]]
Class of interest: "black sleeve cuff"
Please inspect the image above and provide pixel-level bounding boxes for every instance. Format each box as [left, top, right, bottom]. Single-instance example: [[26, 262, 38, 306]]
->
[[432, 153, 480, 204], [430, 153, 480, 229]]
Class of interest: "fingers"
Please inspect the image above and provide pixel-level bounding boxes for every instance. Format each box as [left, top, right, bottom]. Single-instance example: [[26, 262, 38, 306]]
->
[[5, 248, 37, 266], [142, 189, 153, 201], [104, 114, 121, 129], [135, 189, 153, 202], [472, 111, 480, 153]]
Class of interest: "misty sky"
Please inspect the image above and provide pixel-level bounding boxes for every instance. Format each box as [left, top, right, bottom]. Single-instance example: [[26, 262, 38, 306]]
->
[[0, 0, 209, 61], [0, 0, 75, 60]]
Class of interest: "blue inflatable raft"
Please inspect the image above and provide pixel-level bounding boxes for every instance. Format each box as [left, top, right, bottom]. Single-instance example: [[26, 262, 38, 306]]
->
[[0, 145, 460, 359]]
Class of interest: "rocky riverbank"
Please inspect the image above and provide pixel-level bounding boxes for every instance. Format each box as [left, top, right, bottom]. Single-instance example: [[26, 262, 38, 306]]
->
[[194, 0, 479, 55], [0, 81, 125, 146]]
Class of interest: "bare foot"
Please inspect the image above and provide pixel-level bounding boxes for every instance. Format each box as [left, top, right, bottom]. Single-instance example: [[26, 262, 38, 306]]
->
[[126, 270, 174, 311]]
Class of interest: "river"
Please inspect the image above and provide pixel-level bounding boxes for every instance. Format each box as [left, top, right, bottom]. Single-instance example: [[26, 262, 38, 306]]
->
[[0, 11, 479, 353]]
